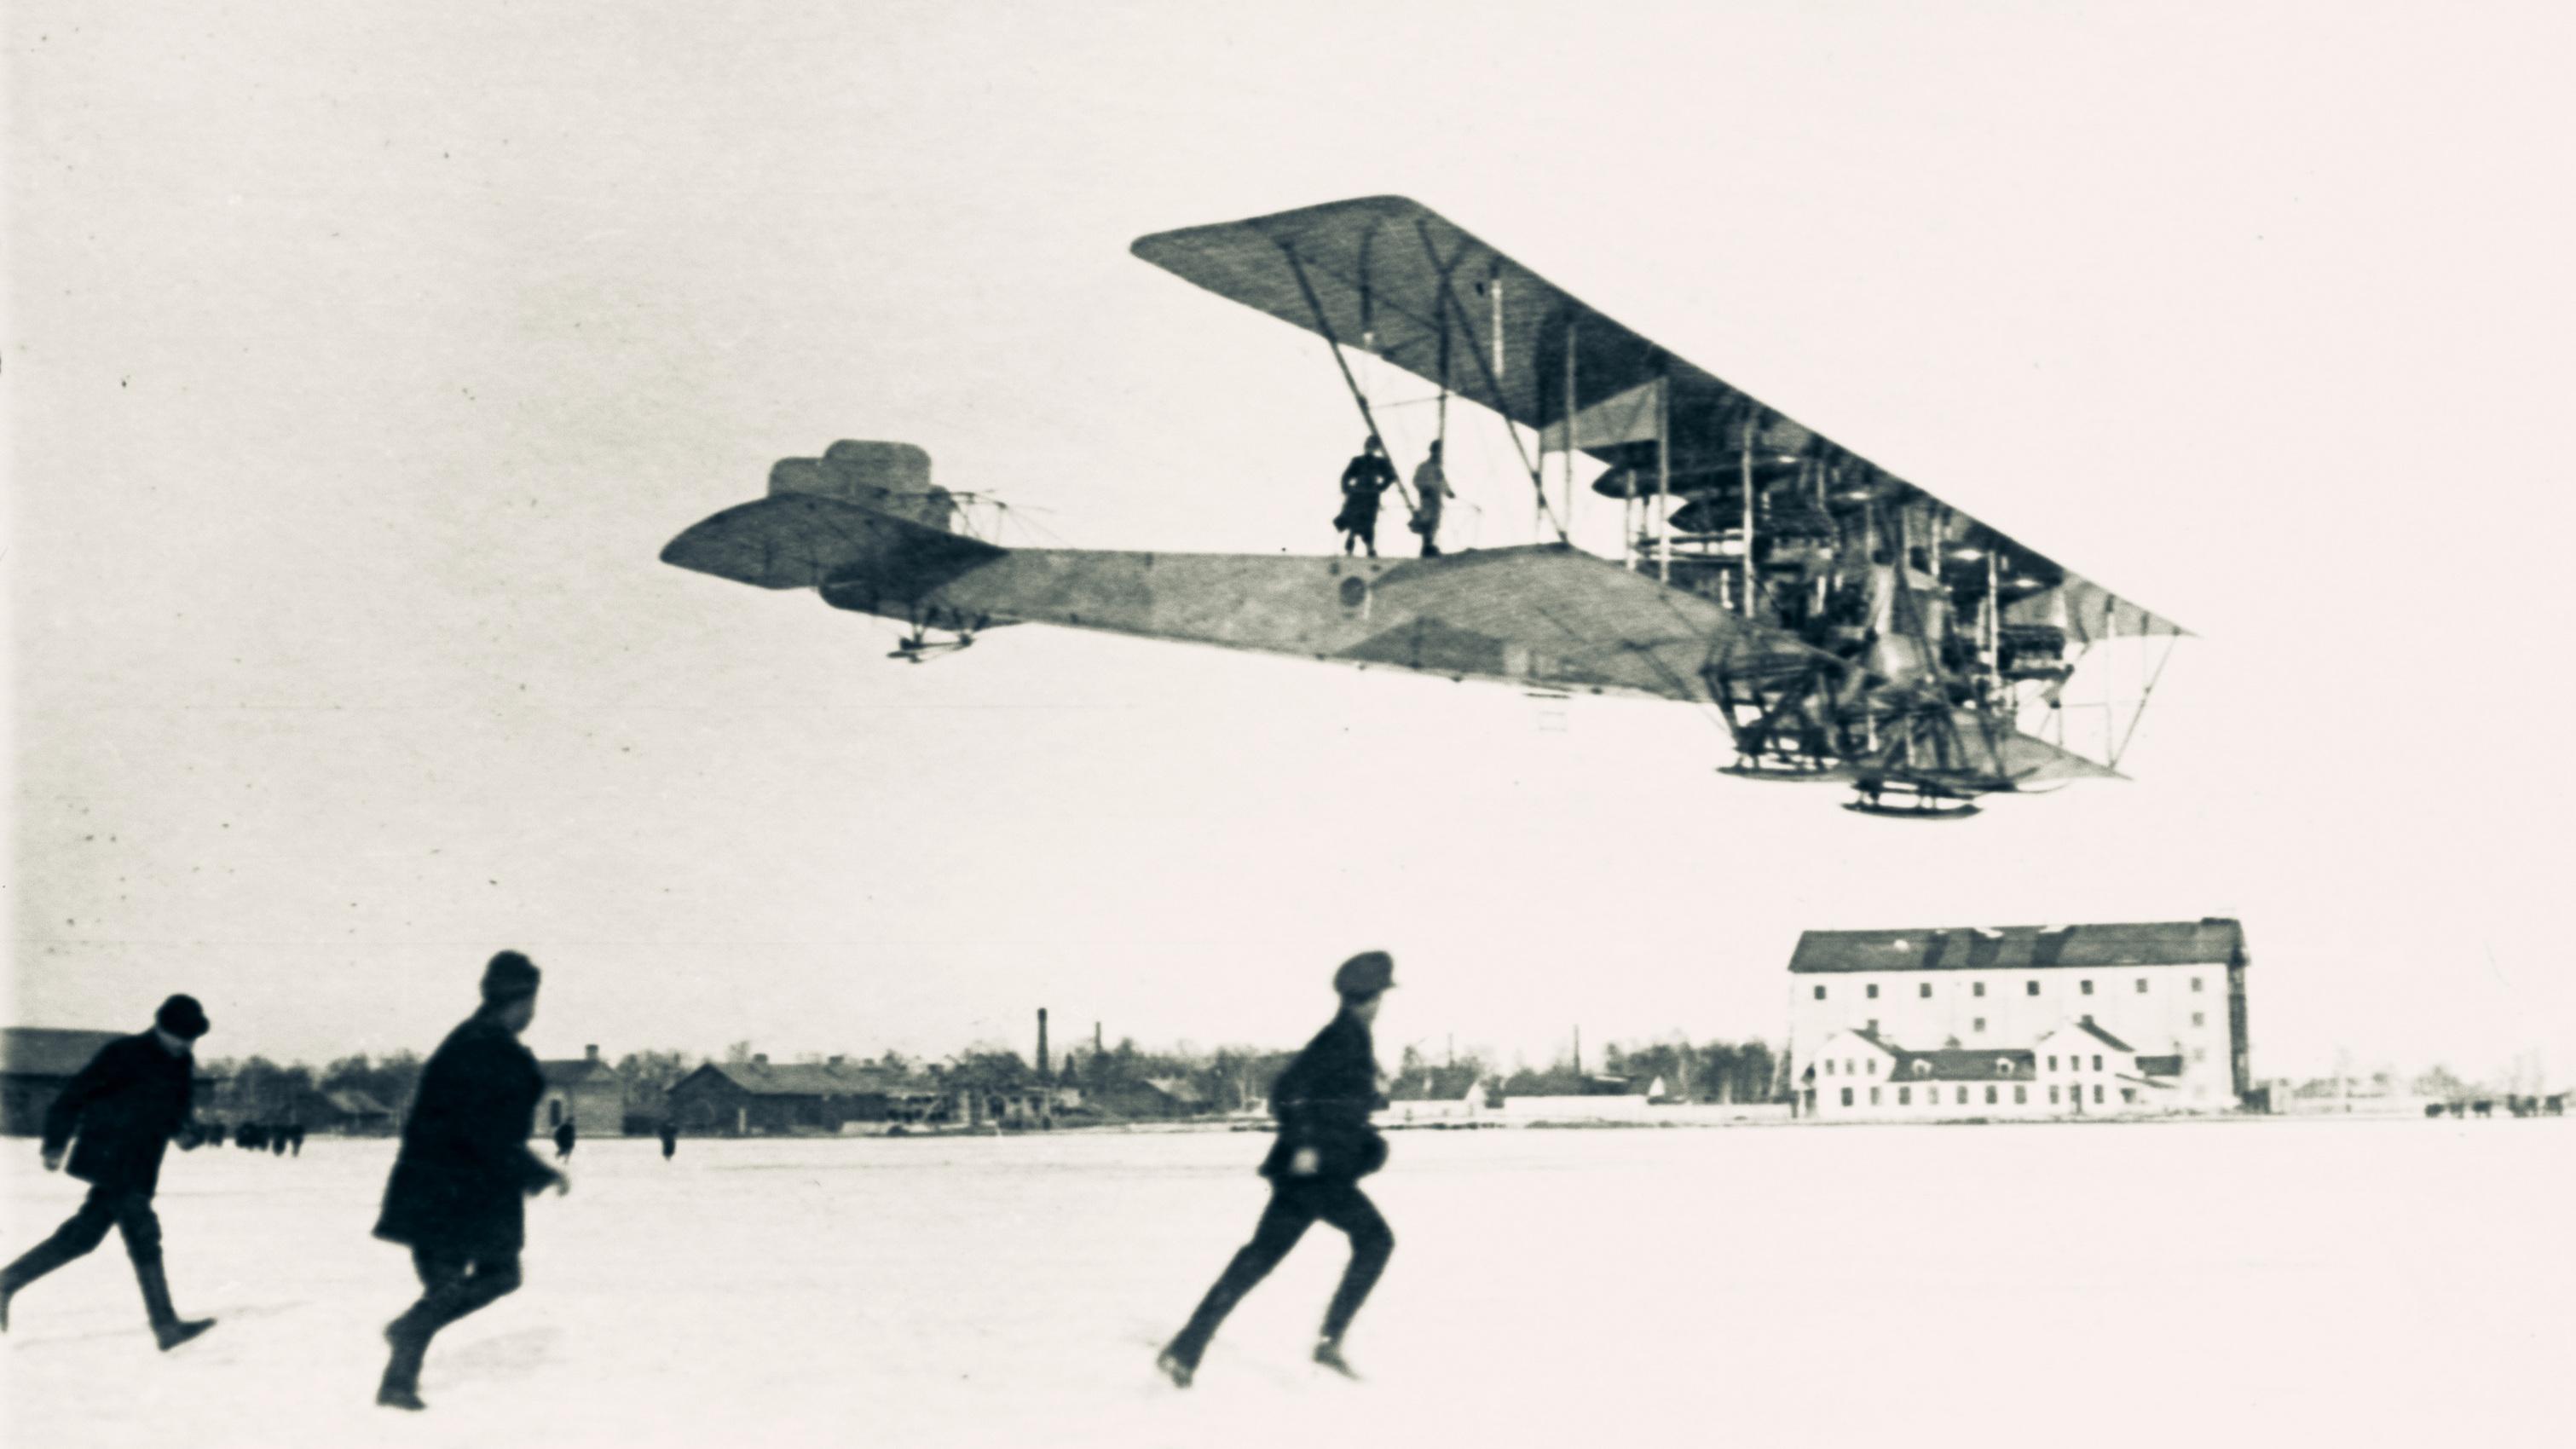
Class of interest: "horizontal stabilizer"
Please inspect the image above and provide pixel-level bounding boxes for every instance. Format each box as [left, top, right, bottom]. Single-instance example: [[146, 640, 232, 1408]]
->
[[661, 493, 1003, 593]]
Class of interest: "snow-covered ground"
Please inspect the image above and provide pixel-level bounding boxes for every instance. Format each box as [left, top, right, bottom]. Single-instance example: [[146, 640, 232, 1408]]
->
[[3, 1117, 2565, 1449]]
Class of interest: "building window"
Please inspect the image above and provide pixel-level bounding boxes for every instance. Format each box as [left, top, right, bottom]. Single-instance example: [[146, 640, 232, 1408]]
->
[[1898, 1087, 1911, 1106], [1995, 1059, 2013, 1075], [2191, 1048, 2207, 1064], [1919, 983, 1932, 999], [2094, 1084, 2105, 1105], [1977, 1085, 1991, 1105], [1869, 1088, 1880, 1106], [2047, 1055, 2058, 1071], [1814, 985, 1827, 1000], [2080, 979, 2094, 996], [1840, 1088, 1854, 1107], [1913, 1061, 1932, 1078], [1973, 1018, 1986, 1033], [2122, 1088, 2136, 1105], [1972, 982, 1987, 998], [1868, 1020, 1880, 1036], [2092, 1055, 2103, 1071], [2192, 1012, 2205, 1028], [1866, 984, 1880, 999], [2192, 976, 2205, 993], [2136, 978, 2149, 994], [1868, 1058, 1879, 1074], [2049, 1086, 2060, 1105], [2025, 979, 2040, 996], [1845, 1059, 1857, 1076], [1955, 1086, 1969, 1105], [2014, 1086, 2028, 1105]]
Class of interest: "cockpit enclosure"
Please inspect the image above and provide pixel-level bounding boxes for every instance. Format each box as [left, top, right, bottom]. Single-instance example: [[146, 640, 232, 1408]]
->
[[1134, 196, 2187, 809]]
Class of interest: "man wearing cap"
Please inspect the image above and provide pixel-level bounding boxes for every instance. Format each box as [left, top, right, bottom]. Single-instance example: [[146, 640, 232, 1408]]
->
[[0, 994, 218, 1350], [1158, 950, 1399, 1386], [372, 950, 568, 1411]]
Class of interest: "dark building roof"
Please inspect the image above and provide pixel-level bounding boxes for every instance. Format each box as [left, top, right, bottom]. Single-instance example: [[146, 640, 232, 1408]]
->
[[675, 1060, 926, 1099], [2, 1027, 214, 1082], [1890, 1048, 2038, 1082], [1790, 920, 2246, 974], [322, 1088, 394, 1117], [540, 1058, 619, 1087], [2134, 1054, 2183, 1077]]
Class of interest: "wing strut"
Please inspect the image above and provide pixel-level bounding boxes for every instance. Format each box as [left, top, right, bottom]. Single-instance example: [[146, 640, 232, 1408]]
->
[[1280, 245, 1417, 517], [2107, 633, 2180, 769], [1408, 219, 1571, 546]]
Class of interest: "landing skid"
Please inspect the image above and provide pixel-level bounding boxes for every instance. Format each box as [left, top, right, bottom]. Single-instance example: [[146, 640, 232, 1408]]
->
[[889, 635, 973, 663], [1720, 761, 1843, 783], [1844, 794, 1982, 820], [1844, 777, 1990, 819]]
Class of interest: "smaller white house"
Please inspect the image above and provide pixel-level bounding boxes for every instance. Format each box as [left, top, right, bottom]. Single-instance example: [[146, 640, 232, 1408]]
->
[[1804, 1021, 2185, 1122]]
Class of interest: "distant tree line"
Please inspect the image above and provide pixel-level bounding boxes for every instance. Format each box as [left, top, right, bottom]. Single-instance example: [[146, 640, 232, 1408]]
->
[[198, 1032, 1787, 1127]]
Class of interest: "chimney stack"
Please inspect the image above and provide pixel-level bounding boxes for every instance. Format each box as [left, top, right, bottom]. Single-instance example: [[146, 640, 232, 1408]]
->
[[1037, 1008, 1050, 1076], [585, 1044, 599, 1063], [753, 1053, 768, 1067], [1095, 1021, 1103, 1055]]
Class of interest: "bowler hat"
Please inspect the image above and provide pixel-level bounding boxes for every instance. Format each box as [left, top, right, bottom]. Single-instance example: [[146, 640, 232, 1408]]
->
[[155, 994, 211, 1041]]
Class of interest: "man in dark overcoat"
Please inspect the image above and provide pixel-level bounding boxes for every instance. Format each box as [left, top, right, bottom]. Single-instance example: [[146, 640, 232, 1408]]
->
[[1158, 951, 1398, 1385], [0, 994, 218, 1350], [372, 950, 567, 1411]]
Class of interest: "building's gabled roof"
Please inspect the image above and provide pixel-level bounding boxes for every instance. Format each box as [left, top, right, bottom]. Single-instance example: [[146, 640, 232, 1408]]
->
[[2050, 1019, 2133, 1055], [1822, 1026, 1900, 1055], [1388, 1065, 1485, 1101], [1, 1027, 214, 1082], [539, 1058, 619, 1087], [680, 1060, 921, 1098], [1889, 1048, 2038, 1082], [2134, 1054, 2183, 1078], [1789, 920, 2245, 974], [1142, 1077, 1207, 1105]]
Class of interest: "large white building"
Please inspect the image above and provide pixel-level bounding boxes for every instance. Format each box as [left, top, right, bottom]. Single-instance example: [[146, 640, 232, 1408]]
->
[[1788, 920, 2250, 1121]]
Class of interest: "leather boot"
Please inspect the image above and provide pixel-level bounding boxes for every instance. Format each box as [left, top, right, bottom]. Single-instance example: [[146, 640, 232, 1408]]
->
[[378, 1317, 430, 1410], [134, 1260, 215, 1351]]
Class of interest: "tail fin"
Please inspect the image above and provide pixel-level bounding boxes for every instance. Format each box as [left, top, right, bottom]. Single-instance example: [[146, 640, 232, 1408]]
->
[[768, 441, 959, 533]]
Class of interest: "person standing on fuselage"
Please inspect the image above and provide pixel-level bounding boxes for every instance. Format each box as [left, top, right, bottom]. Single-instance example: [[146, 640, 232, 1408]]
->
[[372, 951, 568, 1411], [0, 995, 218, 1350], [1158, 952, 1397, 1386], [1336, 438, 1397, 557], [1410, 440, 1454, 557]]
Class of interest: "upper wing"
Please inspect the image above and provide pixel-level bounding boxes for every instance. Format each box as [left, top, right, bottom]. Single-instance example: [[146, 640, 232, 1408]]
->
[[1132, 195, 2183, 642]]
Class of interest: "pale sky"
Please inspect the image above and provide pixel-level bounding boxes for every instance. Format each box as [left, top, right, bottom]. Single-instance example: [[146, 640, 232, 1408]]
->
[[8, 2, 2571, 1083]]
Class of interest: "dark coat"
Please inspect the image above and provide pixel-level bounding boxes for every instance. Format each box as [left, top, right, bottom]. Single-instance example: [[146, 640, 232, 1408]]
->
[[42, 1032, 200, 1197], [374, 1013, 555, 1257], [1337, 454, 1396, 526], [1258, 1011, 1387, 1182]]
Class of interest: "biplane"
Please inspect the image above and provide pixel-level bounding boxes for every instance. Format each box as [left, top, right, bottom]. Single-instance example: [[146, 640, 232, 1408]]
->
[[663, 196, 2186, 817]]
